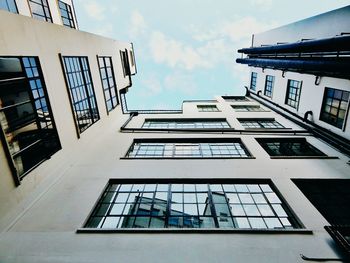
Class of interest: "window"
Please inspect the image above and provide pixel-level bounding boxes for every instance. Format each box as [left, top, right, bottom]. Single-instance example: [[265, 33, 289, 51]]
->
[[83, 179, 300, 230], [125, 139, 251, 158], [61, 56, 99, 134], [320, 87, 349, 129], [58, 0, 75, 28], [250, 72, 257, 91], [285, 80, 302, 109], [120, 49, 131, 77], [239, 119, 284, 129], [197, 105, 219, 112], [142, 119, 230, 129], [0, 0, 18, 13], [264, 75, 274, 98], [231, 105, 267, 112], [0, 57, 61, 183], [257, 138, 326, 157], [97, 56, 118, 113], [222, 96, 250, 102], [28, 0, 53, 22], [325, 226, 350, 257]]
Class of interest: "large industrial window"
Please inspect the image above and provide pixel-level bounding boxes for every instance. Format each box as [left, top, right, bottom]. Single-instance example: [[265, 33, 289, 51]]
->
[[58, 0, 75, 29], [83, 179, 301, 230], [250, 72, 257, 91], [231, 105, 267, 112], [125, 139, 251, 159], [28, 0, 53, 22], [256, 138, 326, 157], [239, 119, 284, 129], [197, 105, 219, 112], [222, 96, 250, 102], [61, 56, 99, 134], [0, 57, 61, 184], [142, 119, 230, 129], [264, 75, 274, 98], [120, 49, 131, 77], [285, 80, 302, 109], [320, 87, 349, 129], [0, 0, 18, 13], [97, 56, 118, 113]]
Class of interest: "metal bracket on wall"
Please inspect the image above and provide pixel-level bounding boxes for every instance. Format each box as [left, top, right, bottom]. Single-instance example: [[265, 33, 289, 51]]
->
[[315, 76, 321, 85], [282, 71, 286, 78]]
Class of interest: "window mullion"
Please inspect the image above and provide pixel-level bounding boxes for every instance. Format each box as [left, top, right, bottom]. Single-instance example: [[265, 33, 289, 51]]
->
[[207, 186, 219, 228]]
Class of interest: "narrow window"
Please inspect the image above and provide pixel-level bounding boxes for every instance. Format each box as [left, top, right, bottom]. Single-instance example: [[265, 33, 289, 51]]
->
[[125, 139, 250, 158], [28, 0, 53, 22], [61, 56, 99, 134], [58, 0, 75, 29], [264, 75, 274, 98], [239, 119, 284, 129], [250, 72, 257, 91], [231, 105, 267, 112], [142, 119, 230, 129], [320, 87, 349, 129], [197, 105, 219, 112], [285, 80, 302, 109], [256, 138, 326, 157], [97, 56, 118, 113], [0, 57, 61, 183], [222, 96, 249, 102], [0, 0, 18, 13], [120, 49, 131, 77], [83, 180, 301, 230]]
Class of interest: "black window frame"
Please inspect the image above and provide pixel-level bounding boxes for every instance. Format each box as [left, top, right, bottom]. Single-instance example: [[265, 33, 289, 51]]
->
[[238, 118, 285, 129], [120, 49, 131, 77], [79, 178, 304, 232], [319, 87, 349, 130], [123, 138, 253, 159], [0, 0, 18, 13], [60, 55, 100, 137], [97, 56, 119, 114], [285, 79, 302, 110], [222, 96, 250, 102], [141, 118, 231, 129], [0, 56, 61, 185], [256, 138, 327, 158], [250, 72, 257, 91], [231, 105, 267, 112], [264, 75, 274, 98], [197, 105, 219, 112], [28, 0, 53, 23], [58, 0, 75, 29]]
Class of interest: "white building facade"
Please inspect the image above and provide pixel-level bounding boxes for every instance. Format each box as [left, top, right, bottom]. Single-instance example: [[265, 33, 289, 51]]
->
[[0, 2, 349, 263]]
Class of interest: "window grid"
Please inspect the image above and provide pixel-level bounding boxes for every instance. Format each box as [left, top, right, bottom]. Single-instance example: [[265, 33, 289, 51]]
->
[[0, 0, 18, 13], [320, 87, 349, 129], [126, 141, 250, 158], [62, 56, 99, 133], [231, 105, 267, 112], [85, 182, 300, 230], [257, 138, 326, 157], [120, 50, 131, 77], [142, 120, 230, 129], [197, 105, 219, 112], [264, 75, 274, 98], [58, 0, 75, 28], [223, 96, 250, 102], [98, 56, 118, 112], [28, 0, 53, 22], [239, 119, 284, 129], [250, 72, 257, 91], [285, 80, 301, 109]]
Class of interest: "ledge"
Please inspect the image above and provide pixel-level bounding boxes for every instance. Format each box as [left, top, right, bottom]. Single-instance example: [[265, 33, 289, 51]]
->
[[270, 156, 339, 159], [76, 228, 313, 234], [120, 157, 257, 160]]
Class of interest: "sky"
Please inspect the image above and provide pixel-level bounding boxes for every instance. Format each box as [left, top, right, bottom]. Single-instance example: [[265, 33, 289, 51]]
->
[[74, 0, 350, 110]]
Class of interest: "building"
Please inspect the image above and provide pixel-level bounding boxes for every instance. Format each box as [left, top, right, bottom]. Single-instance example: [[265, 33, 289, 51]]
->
[[0, 2, 350, 262]]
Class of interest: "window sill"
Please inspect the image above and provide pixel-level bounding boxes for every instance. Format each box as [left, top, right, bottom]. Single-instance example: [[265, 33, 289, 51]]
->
[[120, 157, 256, 160], [76, 228, 312, 234], [270, 156, 338, 159]]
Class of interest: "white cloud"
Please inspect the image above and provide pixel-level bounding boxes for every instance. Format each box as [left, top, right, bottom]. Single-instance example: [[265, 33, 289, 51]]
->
[[84, 1, 105, 21], [92, 23, 114, 38], [164, 72, 198, 95], [250, 0, 274, 11], [141, 74, 162, 96], [149, 31, 211, 70], [129, 10, 147, 38]]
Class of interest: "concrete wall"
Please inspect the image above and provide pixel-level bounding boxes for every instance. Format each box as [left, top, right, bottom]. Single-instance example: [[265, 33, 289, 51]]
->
[[253, 5, 350, 46]]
